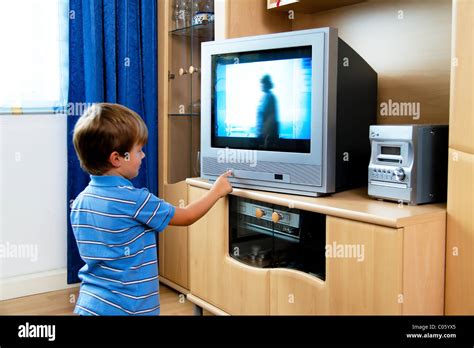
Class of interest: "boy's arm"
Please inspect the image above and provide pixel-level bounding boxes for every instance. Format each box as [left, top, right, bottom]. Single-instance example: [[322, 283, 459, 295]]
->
[[169, 171, 233, 226]]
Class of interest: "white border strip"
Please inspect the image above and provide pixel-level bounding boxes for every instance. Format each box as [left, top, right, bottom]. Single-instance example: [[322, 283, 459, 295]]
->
[[0, 268, 79, 301], [215, 0, 228, 40]]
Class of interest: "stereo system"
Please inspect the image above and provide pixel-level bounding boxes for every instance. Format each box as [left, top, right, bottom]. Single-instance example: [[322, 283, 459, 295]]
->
[[368, 125, 448, 205]]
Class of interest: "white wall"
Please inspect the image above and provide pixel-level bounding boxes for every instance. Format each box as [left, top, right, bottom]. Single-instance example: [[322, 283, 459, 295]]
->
[[0, 114, 73, 299]]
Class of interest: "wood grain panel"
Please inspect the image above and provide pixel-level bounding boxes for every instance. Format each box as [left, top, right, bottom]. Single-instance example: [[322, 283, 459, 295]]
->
[[227, 0, 291, 39], [270, 269, 328, 314], [188, 186, 227, 306], [326, 217, 403, 314], [223, 257, 270, 314], [187, 178, 446, 229], [291, 0, 452, 125], [271, 217, 404, 315], [445, 149, 474, 314], [449, 0, 474, 154], [188, 186, 270, 314], [161, 181, 189, 289], [402, 219, 446, 315]]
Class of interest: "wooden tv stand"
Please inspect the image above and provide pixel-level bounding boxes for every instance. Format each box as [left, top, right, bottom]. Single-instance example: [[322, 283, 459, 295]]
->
[[181, 178, 446, 315]]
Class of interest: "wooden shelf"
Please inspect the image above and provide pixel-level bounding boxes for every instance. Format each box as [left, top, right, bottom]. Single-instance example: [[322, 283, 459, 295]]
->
[[267, 0, 365, 14], [186, 177, 446, 228]]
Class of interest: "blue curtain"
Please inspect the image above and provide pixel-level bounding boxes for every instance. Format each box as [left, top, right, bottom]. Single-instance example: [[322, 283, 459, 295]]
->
[[67, 0, 158, 284]]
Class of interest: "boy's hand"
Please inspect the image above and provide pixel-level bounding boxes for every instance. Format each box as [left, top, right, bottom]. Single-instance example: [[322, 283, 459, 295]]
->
[[170, 171, 233, 226], [211, 171, 233, 198]]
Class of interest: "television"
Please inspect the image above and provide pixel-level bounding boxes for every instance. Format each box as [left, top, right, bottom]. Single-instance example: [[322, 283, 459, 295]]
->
[[201, 28, 377, 196]]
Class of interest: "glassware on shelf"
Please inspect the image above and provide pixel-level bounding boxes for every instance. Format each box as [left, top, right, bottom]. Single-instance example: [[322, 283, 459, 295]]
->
[[202, 0, 214, 14], [174, 0, 191, 30], [192, 0, 201, 17], [192, 0, 214, 26]]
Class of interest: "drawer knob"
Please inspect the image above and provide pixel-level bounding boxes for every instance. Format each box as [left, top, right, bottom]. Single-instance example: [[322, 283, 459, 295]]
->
[[189, 65, 199, 75], [272, 212, 282, 223], [255, 208, 265, 219]]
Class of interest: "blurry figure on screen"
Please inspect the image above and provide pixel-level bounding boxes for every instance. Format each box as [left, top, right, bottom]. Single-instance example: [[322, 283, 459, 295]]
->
[[256, 74, 279, 147]]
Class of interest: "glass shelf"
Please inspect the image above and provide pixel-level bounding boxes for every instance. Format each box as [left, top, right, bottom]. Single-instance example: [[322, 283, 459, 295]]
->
[[167, 1, 213, 184], [168, 113, 200, 117], [169, 21, 214, 39]]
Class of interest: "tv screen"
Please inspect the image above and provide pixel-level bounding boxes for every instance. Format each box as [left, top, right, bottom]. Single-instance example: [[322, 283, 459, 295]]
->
[[211, 46, 312, 153]]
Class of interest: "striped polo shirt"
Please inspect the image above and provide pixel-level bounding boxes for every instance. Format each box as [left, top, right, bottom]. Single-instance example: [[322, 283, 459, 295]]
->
[[70, 175, 175, 316]]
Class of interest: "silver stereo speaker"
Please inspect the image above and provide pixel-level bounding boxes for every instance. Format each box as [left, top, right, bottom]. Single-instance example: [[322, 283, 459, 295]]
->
[[368, 125, 448, 205]]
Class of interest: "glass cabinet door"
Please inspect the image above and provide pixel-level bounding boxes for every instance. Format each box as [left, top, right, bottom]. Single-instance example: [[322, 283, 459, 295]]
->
[[168, 0, 214, 184], [229, 196, 327, 280]]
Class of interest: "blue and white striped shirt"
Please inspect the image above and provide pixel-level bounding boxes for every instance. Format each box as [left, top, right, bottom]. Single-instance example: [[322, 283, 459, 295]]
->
[[70, 175, 175, 316]]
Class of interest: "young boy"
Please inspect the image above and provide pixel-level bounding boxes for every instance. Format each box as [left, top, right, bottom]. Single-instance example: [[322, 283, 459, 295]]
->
[[71, 103, 232, 316]]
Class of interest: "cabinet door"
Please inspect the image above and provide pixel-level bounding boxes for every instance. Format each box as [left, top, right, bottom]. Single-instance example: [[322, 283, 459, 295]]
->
[[188, 186, 270, 314], [167, 0, 214, 184], [160, 181, 189, 289], [270, 217, 403, 314], [188, 186, 227, 306], [270, 268, 328, 315], [449, 0, 474, 154], [222, 256, 270, 314], [326, 217, 403, 314], [446, 149, 474, 314]]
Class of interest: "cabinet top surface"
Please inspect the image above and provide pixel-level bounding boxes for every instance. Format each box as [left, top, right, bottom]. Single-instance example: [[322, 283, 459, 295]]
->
[[186, 178, 446, 228]]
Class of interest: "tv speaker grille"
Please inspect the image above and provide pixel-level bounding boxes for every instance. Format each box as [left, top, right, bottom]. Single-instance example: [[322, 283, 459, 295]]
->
[[202, 157, 321, 186]]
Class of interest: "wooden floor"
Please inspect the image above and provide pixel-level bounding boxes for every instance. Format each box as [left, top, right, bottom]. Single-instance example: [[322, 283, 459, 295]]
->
[[0, 284, 198, 315]]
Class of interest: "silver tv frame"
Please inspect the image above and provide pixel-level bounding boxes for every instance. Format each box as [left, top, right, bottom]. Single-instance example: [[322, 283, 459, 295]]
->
[[200, 28, 338, 196]]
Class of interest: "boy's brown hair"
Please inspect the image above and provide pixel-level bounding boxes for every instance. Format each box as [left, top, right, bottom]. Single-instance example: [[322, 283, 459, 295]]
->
[[73, 103, 148, 175]]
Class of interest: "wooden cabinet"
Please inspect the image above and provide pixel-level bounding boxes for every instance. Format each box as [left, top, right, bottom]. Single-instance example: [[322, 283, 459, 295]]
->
[[188, 185, 227, 306], [267, 0, 365, 14], [271, 217, 445, 315], [159, 181, 189, 290], [157, 0, 215, 292], [188, 186, 270, 314], [186, 178, 446, 315], [324, 217, 403, 315]]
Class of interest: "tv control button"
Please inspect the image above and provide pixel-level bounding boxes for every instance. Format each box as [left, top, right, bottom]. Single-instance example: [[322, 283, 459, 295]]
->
[[255, 208, 265, 219], [272, 212, 282, 223]]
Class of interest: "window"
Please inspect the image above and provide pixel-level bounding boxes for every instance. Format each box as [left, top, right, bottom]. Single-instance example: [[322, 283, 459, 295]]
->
[[0, 0, 68, 114]]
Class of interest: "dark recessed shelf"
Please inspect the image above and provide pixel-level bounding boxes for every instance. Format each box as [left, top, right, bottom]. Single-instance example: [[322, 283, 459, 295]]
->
[[169, 21, 214, 39]]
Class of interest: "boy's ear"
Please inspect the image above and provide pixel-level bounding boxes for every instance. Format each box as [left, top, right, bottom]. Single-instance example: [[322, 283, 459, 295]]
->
[[108, 151, 122, 168]]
